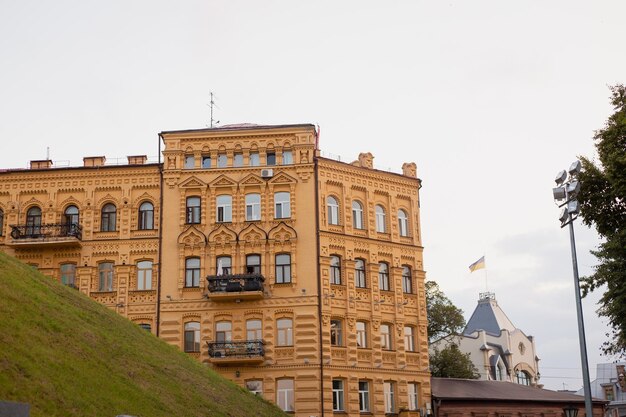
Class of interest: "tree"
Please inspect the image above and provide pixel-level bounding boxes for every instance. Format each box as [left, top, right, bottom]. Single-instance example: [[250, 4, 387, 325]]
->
[[430, 345, 480, 379], [425, 280, 465, 343], [578, 84, 626, 358], [426, 280, 479, 379]]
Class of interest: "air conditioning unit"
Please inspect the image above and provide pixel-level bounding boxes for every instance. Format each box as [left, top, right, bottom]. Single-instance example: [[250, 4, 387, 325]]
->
[[261, 168, 274, 178]]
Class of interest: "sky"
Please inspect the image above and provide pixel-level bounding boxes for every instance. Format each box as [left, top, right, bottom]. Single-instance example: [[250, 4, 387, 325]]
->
[[1, 0, 624, 391]]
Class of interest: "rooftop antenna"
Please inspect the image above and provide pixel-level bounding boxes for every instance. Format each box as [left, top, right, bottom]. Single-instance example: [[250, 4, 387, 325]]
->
[[208, 91, 220, 128]]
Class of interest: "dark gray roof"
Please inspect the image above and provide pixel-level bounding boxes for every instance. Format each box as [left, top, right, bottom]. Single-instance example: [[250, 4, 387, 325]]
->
[[431, 378, 605, 403], [463, 293, 516, 336]]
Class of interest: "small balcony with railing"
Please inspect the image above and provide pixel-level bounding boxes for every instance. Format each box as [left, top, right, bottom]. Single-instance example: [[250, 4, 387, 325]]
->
[[8, 223, 82, 247], [207, 340, 265, 365], [206, 273, 265, 301]]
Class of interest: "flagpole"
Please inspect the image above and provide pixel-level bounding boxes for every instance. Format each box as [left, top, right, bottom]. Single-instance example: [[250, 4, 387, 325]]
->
[[484, 254, 488, 292]]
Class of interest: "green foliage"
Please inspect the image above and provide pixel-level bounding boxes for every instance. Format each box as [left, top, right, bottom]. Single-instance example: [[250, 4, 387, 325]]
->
[[0, 252, 286, 417], [578, 84, 626, 358], [429, 345, 480, 379], [425, 280, 466, 343]]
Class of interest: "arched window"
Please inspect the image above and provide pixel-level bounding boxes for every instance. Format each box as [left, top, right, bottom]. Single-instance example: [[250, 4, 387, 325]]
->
[[378, 262, 390, 291], [215, 321, 232, 342], [352, 201, 364, 229], [184, 321, 200, 352], [277, 318, 293, 346], [402, 266, 412, 294], [246, 254, 261, 274], [375, 205, 386, 233], [216, 256, 231, 275], [274, 192, 290, 219], [398, 209, 409, 237], [355, 258, 366, 288], [137, 260, 153, 290], [185, 257, 200, 287], [101, 203, 117, 232], [138, 201, 154, 230], [26, 206, 42, 235], [186, 196, 201, 224], [327, 196, 339, 225], [246, 319, 262, 340], [330, 255, 341, 285], [216, 195, 232, 222], [64, 205, 79, 226], [245, 193, 261, 221], [275, 254, 291, 283], [516, 370, 531, 385]]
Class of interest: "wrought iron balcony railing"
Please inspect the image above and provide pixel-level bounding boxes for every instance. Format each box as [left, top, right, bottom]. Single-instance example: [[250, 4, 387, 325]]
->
[[10, 223, 82, 240], [207, 340, 265, 360], [206, 273, 264, 293]]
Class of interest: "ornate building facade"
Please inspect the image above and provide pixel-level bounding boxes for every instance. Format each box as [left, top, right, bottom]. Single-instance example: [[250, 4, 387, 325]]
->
[[0, 123, 429, 416]]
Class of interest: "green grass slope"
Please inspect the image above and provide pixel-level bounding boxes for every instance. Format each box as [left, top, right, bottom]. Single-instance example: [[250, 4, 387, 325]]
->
[[0, 252, 286, 417]]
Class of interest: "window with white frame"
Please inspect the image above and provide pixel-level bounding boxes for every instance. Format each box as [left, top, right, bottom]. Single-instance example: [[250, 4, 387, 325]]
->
[[375, 204, 386, 233], [330, 255, 341, 285], [186, 196, 201, 224], [216, 195, 232, 222], [277, 318, 293, 346], [275, 254, 291, 283], [184, 155, 195, 169], [330, 319, 343, 346], [245, 193, 261, 221], [381, 323, 392, 350], [404, 326, 415, 352], [249, 152, 260, 166], [282, 150, 293, 165], [216, 256, 231, 276], [327, 196, 339, 225], [276, 379, 294, 412], [184, 321, 200, 352], [332, 379, 345, 411], [352, 200, 364, 229], [217, 153, 227, 168], [379, 262, 390, 291], [234, 153, 244, 167], [359, 381, 370, 412], [98, 262, 114, 291], [408, 382, 419, 410], [246, 319, 262, 340], [274, 192, 291, 219], [356, 321, 367, 348], [355, 258, 366, 288], [185, 257, 200, 287], [402, 265, 412, 294], [384, 381, 395, 413], [215, 321, 232, 342], [398, 209, 409, 236], [137, 260, 153, 290]]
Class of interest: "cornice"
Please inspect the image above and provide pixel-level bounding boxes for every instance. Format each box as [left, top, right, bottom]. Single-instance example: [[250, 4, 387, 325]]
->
[[317, 157, 421, 188]]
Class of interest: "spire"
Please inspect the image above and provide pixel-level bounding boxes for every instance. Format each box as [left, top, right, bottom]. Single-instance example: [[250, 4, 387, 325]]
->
[[463, 292, 516, 336]]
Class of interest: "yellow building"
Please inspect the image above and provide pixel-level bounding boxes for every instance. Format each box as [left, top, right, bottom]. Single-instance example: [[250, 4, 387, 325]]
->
[[0, 123, 429, 416]]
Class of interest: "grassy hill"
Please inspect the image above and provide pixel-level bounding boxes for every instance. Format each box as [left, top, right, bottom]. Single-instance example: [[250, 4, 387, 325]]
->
[[0, 252, 286, 417]]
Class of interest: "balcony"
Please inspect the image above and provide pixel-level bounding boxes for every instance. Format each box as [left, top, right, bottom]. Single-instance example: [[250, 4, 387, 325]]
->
[[206, 273, 265, 301], [207, 340, 265, 365], [8, 223, 82, 247]]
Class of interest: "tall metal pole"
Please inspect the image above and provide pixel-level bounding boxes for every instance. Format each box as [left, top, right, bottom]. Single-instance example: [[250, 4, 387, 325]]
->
[[568, 215, 594, 417]]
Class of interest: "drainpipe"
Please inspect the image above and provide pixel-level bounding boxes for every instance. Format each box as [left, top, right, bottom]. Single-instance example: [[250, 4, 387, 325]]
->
[[156, 133, 164, 337], [314, 135, 324, 417]]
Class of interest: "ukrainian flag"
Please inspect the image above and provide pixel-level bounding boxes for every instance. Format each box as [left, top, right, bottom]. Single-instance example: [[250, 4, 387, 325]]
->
[[469, 256, 485, 272]]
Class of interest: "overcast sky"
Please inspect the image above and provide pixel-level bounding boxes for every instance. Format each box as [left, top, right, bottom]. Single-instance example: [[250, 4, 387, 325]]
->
[[1, 0, 624, 390]]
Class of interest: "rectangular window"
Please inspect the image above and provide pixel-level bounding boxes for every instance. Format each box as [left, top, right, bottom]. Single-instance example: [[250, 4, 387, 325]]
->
[[355, 259, 366, 288], [402, 266, 413, 293], [98, 262, 114, 291], [249, 152, 260, 166], [404, 326, 415, 352], [202, 156, 211, 168], [137, 260, 153, 290], [186, 197, 201, 224], [381, 324, 392, 350], [274, 192, 291, 219], [408, 383, 419, 411], [358, 381, 370, 412], [246, 380, 263, 396], [276, 379, 294, 412], [184, 155, 195, 169], [217, 154, 227, 167], [277, 318, 293, 346], [234, 153, 244, 167], [356, 321, 367, 348], [330, 320, 343, 346], [266, 152, 276, 166], [330, 256, 341, 285], [60, 263, 76, 287], [246, 255, 261, 274], [184, 322, 200, 352], [379, 263, 390, 291], [185, 258, 201, 287], [282, 150, 293, 165], [245, 194, 261, 221], [275, 254, 291, 283], [216, 195, 232, 222], [332, 380, 344, 411], [384, 381, 395, 413]]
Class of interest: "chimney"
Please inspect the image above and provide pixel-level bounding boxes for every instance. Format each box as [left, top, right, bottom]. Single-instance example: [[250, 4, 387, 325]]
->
[[30, 160, 53, 169], [83, 156, 106, 167], [127, 155, 147, 165]]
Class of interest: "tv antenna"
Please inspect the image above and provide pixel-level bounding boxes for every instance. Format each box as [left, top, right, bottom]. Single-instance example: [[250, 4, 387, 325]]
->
[[208, 91, 220, 128]]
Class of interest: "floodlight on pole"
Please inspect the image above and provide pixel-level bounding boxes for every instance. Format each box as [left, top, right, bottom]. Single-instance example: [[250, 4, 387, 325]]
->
[[552, 160, 593, 417]]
